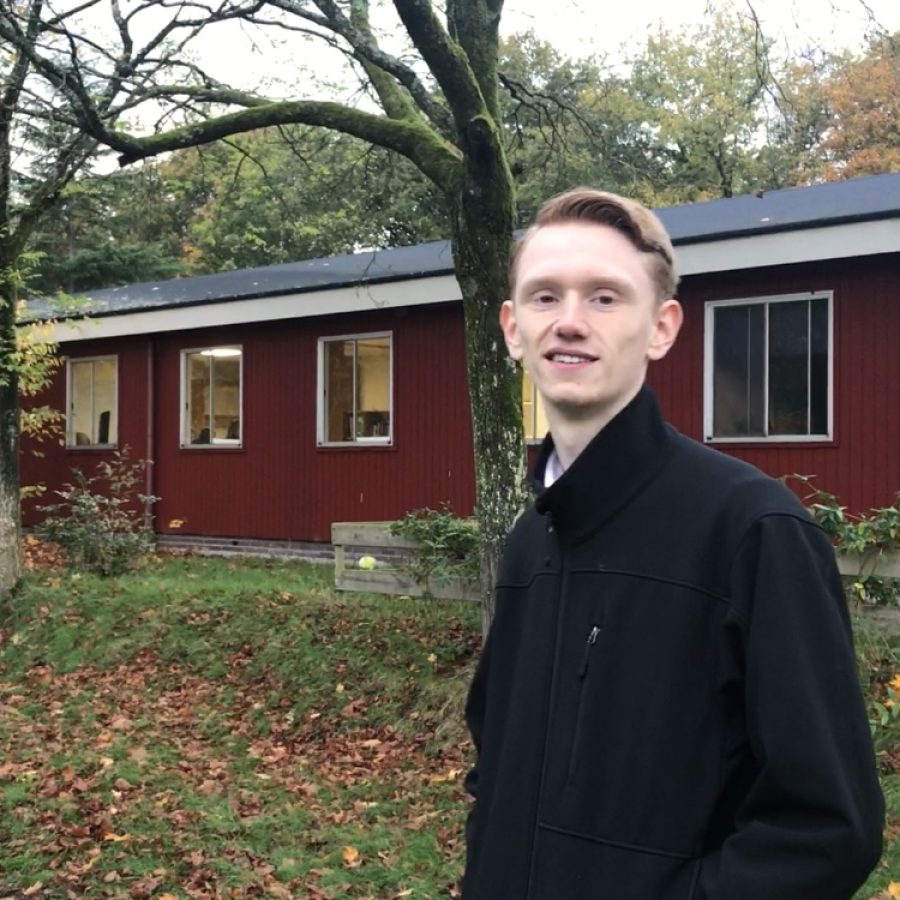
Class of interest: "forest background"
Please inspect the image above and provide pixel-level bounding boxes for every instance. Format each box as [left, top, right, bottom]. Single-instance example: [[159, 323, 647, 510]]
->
[[21, 6, 900, 296], [2, 0, 899, 616]]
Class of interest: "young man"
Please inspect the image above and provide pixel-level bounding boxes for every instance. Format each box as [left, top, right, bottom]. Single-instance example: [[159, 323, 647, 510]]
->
[[462, 189, 884, 899]]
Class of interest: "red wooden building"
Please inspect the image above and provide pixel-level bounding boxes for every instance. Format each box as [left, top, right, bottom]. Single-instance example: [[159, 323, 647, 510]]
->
[[21, 173, 900, 547]]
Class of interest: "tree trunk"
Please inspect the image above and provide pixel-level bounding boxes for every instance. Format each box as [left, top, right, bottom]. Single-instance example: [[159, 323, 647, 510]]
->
[[0, 267, 21, 596], [450, 117, 527, 636]]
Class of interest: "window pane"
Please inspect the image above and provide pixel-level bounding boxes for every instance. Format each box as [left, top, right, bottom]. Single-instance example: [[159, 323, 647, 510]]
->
[[356, 337, 390, 438], [522, 372, 536, 440], [326, 340, 355, 441], [768, 301, 809, 435], [809, 298, 829, 434], [534, 393, 549, 439], [212, 355, 241, 440], [93, 358, 116, 444], [70, 361, 93, 444], [713, 305, 764, 437], [188, 353, 211, 443], [522, 372, 549, 441]]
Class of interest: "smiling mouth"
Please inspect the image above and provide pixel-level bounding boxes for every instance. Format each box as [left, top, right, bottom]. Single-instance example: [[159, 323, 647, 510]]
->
[[547, 352, 597, 364]]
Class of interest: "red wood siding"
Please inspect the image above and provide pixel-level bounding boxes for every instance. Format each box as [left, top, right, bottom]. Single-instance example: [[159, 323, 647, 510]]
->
[[23, 303, 475, 543], [21, 336, 153, 523], [21, 251, 899, 543], [649, 251, 900, 513]]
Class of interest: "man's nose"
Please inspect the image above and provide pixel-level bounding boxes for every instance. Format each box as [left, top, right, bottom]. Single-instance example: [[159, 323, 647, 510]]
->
[[553, 295, 588, 337]]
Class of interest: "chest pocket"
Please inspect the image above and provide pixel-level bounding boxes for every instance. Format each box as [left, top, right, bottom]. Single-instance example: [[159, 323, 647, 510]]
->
[[540, 570, 727, 859]]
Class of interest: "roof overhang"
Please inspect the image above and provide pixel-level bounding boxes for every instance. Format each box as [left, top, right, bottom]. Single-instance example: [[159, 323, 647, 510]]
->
[[45, 216, 900, 344]]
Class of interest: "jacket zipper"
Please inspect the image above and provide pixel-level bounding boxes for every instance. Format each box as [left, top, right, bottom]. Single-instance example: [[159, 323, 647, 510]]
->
[[566, 625, 601, 784]]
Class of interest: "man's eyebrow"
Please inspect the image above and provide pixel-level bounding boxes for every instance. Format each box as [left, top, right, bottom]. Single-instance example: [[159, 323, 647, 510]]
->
[[518, 275, 633, 295], [517, 277, 561, 294]]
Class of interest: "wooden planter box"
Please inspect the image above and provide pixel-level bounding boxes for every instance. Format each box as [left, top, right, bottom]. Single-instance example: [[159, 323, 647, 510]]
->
[[331, 521, 478, 602], [332, 523, 897, 604], [836, 549, 900, 581]]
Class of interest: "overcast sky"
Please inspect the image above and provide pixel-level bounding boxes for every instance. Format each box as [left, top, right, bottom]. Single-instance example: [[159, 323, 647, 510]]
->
[[500, 0, 898, 58], [168, 0, 899, 104], [77, 0, 897, 133]]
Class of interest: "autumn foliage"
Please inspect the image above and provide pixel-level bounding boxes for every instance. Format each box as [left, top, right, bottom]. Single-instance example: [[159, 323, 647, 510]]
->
[[818, 36, 900, 180]]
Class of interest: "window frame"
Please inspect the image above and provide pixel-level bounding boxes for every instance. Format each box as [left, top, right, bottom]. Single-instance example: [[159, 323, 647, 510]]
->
[[65, 354, 119, 449], [179, 345, 244, 449], [317, 331, 393, 447], [703, 291, 834, 444]]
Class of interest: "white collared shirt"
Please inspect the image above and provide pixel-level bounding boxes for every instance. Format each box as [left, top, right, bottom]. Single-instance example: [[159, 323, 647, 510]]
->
[[543, 448, 565, 488]]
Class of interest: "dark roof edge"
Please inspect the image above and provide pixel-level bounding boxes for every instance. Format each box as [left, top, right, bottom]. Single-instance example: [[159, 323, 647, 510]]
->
[[671, 208, 898, 246], [45, 265, 458, 321]]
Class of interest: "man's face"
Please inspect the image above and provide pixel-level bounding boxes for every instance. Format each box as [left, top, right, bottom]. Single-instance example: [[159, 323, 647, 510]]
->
[[500, 221, 682, 428]]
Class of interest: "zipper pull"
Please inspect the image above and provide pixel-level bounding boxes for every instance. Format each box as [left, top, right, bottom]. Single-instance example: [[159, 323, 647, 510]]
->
[[578, 625, 601, 679]]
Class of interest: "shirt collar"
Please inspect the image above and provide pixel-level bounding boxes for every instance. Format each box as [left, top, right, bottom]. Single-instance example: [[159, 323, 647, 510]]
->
[[532, 386, 674, 542]]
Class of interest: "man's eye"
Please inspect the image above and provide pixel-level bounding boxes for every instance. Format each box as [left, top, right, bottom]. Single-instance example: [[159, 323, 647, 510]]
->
[[592, 294, 616, 305], [534, 293, 556, 305]]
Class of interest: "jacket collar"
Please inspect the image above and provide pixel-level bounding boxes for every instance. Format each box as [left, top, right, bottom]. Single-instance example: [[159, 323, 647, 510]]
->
[[532, 385, 673, 542]]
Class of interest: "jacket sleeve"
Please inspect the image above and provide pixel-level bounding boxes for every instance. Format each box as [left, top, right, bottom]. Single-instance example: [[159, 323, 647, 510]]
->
[[697, 512, 884, 900]]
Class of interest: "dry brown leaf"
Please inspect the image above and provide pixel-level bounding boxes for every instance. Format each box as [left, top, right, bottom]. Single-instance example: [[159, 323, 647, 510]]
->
[[103, 832, 131, 843]]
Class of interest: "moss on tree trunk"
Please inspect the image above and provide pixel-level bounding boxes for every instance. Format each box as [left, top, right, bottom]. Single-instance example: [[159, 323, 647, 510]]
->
[[0, 268, 21, 596]]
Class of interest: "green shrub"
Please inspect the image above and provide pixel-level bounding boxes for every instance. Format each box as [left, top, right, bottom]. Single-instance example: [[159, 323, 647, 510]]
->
[[36, 447, 158, 575], [390, 505, 479, 592], [788, 476, 900, 606], [854, 618, 900, 748]]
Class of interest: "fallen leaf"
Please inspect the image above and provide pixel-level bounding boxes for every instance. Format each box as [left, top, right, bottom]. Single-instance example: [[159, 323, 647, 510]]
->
[[103, 832, 131, 843], [342, 845, 361, 867], [127, 746, 148, 763], [22, 883, 43, 897]]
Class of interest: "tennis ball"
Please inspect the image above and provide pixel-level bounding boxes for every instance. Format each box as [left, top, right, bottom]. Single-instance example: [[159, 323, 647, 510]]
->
[[358, 555, 377, 570]]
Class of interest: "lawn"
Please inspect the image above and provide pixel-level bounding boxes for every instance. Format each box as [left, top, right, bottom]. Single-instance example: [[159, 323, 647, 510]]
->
[[0, 555, 478, 898], [0, 553, 898, 898]]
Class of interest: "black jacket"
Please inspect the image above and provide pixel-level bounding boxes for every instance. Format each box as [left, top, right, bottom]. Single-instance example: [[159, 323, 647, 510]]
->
[[463, 387, 883, 899]]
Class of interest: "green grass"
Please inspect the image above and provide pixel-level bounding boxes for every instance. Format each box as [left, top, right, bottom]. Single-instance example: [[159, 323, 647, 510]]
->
[[1, 556, 898, 897], [0, 555, 479, 898]]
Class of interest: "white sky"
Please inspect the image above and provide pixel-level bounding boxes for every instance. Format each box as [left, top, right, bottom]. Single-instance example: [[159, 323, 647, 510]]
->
[[168, 0, 900, 99], [500, 0, 899, 59], [77, 0, 898, 138]]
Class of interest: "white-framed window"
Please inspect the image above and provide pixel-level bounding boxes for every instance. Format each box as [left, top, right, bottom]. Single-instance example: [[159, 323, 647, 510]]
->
[[704, 292, 833, 442], [181, 346, 243, 447], [318, 332, 392, 445], [66, 356, 118, 447], [522, 371, 549, 442]]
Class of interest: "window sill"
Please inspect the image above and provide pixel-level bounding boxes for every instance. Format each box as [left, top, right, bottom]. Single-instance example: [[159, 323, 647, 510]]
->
[[704, 436, 835, 449], [180, 444, 244, 451], [66, 444, 117, 451], [317, 440, 393, 449]]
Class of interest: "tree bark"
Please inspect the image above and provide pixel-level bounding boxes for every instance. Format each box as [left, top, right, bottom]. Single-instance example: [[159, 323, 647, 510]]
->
[[449, 115, 526, 635], [0, 267, 21, 597]]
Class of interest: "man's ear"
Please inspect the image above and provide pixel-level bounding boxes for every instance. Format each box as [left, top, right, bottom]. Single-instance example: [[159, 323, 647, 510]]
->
[[647, 298, 683, 361], [500, 300, 524, 361]]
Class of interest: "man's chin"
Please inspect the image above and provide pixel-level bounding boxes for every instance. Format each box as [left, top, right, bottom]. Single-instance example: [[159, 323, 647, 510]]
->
[[546, 394, 609, 420]]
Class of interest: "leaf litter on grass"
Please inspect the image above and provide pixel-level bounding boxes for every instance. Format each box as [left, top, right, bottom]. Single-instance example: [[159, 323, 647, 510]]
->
[[0, 553, 480, 898]]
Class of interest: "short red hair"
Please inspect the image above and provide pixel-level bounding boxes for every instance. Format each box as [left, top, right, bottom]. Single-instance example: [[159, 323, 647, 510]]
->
[[510, 188, 679, 301]]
